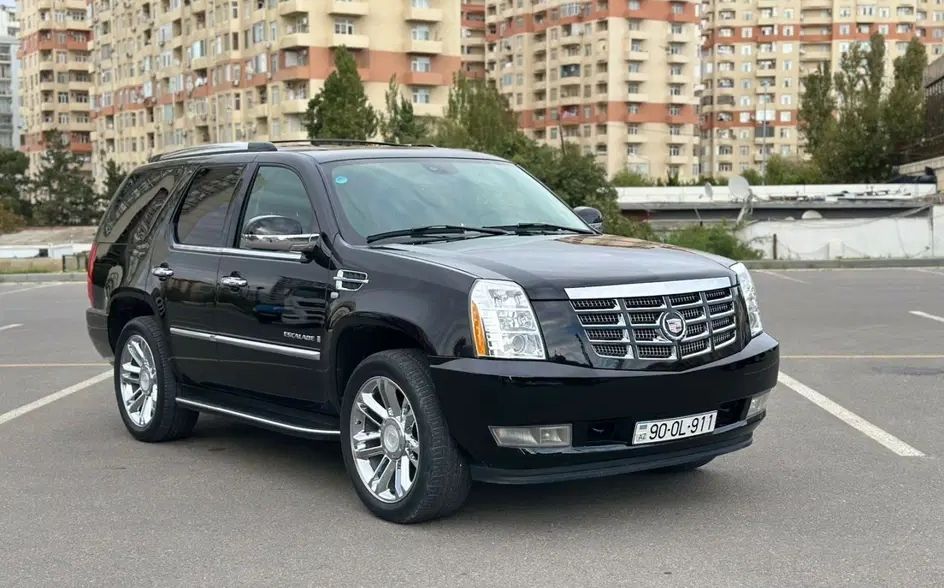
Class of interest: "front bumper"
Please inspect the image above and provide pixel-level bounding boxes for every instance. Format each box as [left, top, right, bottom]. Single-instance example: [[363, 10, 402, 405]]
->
[[430, 332, 779, 483]]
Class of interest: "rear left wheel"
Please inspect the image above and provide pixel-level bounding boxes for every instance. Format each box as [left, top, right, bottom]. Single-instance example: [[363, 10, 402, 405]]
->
[[339, 348, 471, 524], [114, 316, 198, 443]]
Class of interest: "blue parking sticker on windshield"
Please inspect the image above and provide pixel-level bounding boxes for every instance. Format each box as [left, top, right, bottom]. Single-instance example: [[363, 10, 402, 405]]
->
[[335, 176, 348, 184]]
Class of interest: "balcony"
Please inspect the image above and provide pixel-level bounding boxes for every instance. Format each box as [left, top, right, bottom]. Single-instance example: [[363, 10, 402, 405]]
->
[[69, 80, 92, 92], [408, 39, 443, 54], [667, 52, 690, 63], [280, 30, 315, 50], [626, 48, 649, 61], [331, 33, 370, 49], [405, 6, 443, 21], [280, 97, 309, 114], [412, 102, 444, 117], [192, 55, 209, 70], [328, 0, 369, 16], [400, 71, 444, 85], [248, 103, 269, 119], [278, 0, 307, 15]]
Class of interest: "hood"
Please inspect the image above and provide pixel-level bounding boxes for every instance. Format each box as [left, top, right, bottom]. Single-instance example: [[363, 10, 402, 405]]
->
[[374, 233, 736, 300]]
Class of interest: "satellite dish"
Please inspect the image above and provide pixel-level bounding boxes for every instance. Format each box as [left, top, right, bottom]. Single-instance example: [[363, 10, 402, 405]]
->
[[704, 183, 714, 201], [801, 210, 823, 220], [730, 175, 754, 224], [728, 175, 750, 201]]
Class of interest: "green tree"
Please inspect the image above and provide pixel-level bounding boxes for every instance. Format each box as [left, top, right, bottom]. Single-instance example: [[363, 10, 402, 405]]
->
[[798, 61, 838, 172], [101, 158, 128, 200], [304, 46, 378, 141], [0, 148, 31, 221], [30, 129, 103, 226], [0, 200, 24, 234], [611, 168, 654, 187], [379, 75, 430, 144], [762, 154, 823, 185], [885, 38, 928, 155], [798, 33, 926, 182], [430, 72, 528, 158]]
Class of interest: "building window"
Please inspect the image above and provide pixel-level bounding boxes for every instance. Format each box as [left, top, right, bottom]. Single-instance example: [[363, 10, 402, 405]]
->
[[412, 87, 430, 104], [334, 19, 354, 34]]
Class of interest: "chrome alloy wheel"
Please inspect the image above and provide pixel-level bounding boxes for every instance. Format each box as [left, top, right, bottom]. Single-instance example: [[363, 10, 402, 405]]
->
[[349, 376, 420, 504], [118, 334, 159, 428]]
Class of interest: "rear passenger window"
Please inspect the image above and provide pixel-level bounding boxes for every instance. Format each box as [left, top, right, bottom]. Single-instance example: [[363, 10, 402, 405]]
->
[[238, 166, 317, 248], [175, 165, 245, 247]]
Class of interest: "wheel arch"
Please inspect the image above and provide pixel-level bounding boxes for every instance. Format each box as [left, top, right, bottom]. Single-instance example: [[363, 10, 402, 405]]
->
[[328, 312, 437, 411], [107, 289, 163, 353]]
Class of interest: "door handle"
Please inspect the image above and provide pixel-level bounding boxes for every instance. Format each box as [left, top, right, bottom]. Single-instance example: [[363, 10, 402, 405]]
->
[[152, 266, 174, 280], [220, 276, 248, 288]]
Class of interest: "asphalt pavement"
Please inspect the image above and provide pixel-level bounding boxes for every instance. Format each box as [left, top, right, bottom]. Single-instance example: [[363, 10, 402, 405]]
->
[[1, 271, 942, 588]]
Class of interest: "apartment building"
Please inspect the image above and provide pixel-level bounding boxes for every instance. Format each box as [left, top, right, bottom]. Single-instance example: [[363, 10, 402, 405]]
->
[[16, 0, 93, 173], [88, 0, 461, 188], [483, 0, 703, 181], [461, 1, 486, 78], [0, 5, 21, 151], [700, 0, 944, 178]]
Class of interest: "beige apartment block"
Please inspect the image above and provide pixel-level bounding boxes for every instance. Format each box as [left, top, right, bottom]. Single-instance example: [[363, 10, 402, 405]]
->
[[89, 0, 462, 189], [700, 0, 944, 178], [483, 0, 703, 181], [461, 1, 486, 78], [16, 0, 94, 174]]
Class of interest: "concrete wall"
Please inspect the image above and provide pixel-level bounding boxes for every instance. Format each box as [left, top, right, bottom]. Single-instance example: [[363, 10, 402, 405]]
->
[[737, 205, 944, 260], [617, 183, 937, 205]]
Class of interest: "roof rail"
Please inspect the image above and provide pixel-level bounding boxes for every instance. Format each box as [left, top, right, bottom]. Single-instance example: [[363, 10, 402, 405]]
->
[[148, 141, 278, 162], [268, 138, 437, 148]]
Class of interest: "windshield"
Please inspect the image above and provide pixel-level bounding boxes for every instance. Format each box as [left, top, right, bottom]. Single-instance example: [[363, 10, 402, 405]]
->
[[321, 157, 590, 242]]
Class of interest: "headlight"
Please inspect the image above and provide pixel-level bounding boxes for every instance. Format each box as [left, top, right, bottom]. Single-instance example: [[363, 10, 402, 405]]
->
[[730, 262, 763, 337], [468, 279, 547, 360]]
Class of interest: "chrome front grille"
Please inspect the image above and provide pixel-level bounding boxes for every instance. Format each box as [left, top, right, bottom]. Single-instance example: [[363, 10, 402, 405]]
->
[[567, 278, 740, 362]]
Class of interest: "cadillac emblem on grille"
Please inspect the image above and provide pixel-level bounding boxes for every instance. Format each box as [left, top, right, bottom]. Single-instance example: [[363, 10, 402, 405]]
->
[[660, 311, 687, 341]]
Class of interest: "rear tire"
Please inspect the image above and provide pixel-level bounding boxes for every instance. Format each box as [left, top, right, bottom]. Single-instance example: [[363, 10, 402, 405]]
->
[[652, 456, 714, 473], [114, 316, 198, 443], [340, 348, 471, 524]]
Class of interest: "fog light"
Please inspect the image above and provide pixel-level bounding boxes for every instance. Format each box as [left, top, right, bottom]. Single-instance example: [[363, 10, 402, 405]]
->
[[746, 391, 770, 418], [489, 425, 573, 448]]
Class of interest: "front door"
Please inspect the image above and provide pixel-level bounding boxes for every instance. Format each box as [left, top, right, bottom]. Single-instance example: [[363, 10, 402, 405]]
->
[[213, 162, 332, 405], [150, 162, 251, 390]]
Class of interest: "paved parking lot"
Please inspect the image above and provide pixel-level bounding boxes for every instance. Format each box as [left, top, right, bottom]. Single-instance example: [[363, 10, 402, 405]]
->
[[1, 270, 943, 587]]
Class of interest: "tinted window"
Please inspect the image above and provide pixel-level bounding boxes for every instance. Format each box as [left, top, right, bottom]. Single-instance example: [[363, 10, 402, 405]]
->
[[98, 165, 191, 243], [238, 166, 317, 248], [175, 165, 245, 247], [322, 158, 587, 240]]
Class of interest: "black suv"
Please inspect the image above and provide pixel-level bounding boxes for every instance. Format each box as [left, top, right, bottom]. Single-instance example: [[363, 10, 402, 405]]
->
[[85, 140, 779, 523]]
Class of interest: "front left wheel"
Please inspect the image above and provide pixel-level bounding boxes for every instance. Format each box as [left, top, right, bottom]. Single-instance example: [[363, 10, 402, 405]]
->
[[339, 348, 471, 524], [113, 316, 198, 443]]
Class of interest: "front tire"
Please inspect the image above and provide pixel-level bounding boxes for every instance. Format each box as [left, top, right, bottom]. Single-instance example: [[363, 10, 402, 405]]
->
[[340, 348, 471, 524], [114, 316, 198, 443]]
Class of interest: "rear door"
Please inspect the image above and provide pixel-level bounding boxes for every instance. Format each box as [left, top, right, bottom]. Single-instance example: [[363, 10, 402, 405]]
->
[[212, 156, 333, 405], [150, 158, 253, 390]]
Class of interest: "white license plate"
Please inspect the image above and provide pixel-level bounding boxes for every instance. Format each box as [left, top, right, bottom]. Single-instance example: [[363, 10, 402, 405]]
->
[[632, 410, 718, 445]]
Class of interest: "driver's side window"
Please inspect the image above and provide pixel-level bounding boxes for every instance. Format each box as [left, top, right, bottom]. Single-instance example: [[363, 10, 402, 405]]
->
[[238, 166, 317, 249]]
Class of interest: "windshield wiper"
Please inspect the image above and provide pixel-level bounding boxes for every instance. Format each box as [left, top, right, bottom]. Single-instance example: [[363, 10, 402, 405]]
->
[[366, 225, 511, 244], [485, 222, 594, 235]]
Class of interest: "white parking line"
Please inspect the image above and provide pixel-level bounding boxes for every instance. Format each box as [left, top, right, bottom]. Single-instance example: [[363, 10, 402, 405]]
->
[[778, 372, 926, 457], [910, 268, 944, 277], [908, 310, 944, 325], [755, 270, 808, 284], [0, 284, 55, 296], [0, 323, 22, 333], [0, 370, 111, 428]]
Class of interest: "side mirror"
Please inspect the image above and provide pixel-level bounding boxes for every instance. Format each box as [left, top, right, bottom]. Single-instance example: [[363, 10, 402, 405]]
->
[[241, 215, 319, 253], [574, 206, 604, 233]]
